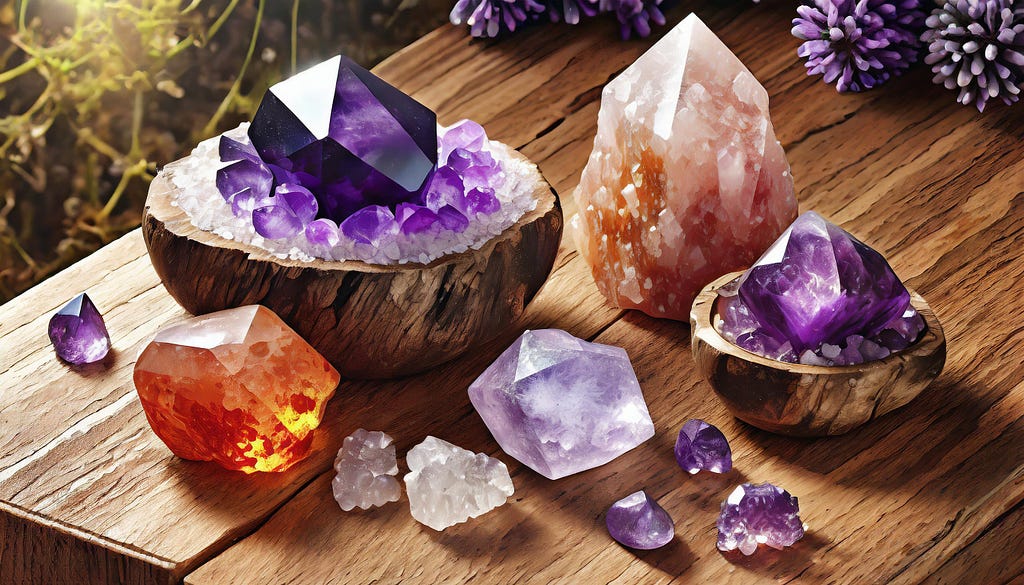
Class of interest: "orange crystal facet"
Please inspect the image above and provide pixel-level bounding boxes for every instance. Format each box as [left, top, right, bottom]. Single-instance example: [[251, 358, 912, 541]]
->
[[573, 15, 798, 321], [133, 305, 340, 473]]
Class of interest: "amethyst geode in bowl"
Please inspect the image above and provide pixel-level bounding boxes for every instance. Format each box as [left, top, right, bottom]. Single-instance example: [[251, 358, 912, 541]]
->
[[143, 55, 562, 379], [690, 212, 945, 436]]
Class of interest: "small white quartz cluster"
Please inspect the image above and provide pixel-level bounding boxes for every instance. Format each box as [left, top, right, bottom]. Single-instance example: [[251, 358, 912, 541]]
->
[[404, 436, 514, 531], [332, 429, 402, 511]]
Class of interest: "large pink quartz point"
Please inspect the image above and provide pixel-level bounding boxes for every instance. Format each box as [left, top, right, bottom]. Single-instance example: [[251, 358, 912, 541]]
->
[[573, 13, 798, 321]]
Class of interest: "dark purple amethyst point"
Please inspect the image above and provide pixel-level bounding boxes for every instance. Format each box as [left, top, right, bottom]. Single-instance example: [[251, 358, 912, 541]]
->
[[48, 293, 111, 365], [674, 419, 732, 475], [717, 483, 804, 555], [274, 183, 319, 224], [606, 490, 674, 550], [396, 203, 440, 235], [219, 136, 259, 163], [247, 55, 437, 223], [738, 211, 911, 352], [437, 205, 469, 232]]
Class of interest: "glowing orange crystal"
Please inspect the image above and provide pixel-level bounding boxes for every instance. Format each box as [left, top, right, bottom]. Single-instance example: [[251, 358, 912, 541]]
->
[[573, 15, 798, 321], [133, 305, 340, 473]]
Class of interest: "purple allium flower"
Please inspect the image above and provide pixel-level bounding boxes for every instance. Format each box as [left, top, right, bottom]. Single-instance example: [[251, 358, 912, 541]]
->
[[792, 0, 927, 92], [600, 0, 666, 39], [450, 0, 545, 37], [540, 0, 600, 24], [922, 0, 1024, 112]]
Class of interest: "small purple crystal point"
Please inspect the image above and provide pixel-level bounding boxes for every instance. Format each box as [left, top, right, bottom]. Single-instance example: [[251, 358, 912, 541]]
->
[[253, 205, 303, 239], [341, 205, 397, 245], [468, 329, 655, 480], [675, 419, 732, 475], [305, 218, 340, 247], [606, 490, 674, 550], [739, 211, 911, 352], [48, 293, 110, 365], [274, 183, 319, 224], [717, 482, 804, 555], [247, 55, 438, 223], [216, 159, 274, 203]]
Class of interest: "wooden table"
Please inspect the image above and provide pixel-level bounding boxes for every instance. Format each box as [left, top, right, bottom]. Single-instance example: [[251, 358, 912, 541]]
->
[[2, 2, 1023, 583]]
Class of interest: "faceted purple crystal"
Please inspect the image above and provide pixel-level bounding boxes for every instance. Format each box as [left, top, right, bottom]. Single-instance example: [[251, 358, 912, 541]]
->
[[216, 159, 274, 203], [717, 482, 804, 555], [48, 293, 111, 365], [674, 419, 732, 475], [423, 166, 465, 211], [305, 218, 340, 247], [396, 203, 440, 235], [439, 119, 486, 163], [468, 329, 655, 480], [274, 183, 318, 224], [340, 205, 397, 245], [465, 187, 500, 215], [437, 205, 469, 233], [253, 205, 303, 239], [738, 211, 911, 352], [606, 491, 674, 550], [219, 135, 259, 163], [248, 55, 437, 223]]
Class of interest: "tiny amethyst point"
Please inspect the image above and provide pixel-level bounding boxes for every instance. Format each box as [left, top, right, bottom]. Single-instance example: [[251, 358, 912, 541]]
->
[[48, 293, 111, 365], [606, 490, 674, 550], [674, 419, 732, 475]]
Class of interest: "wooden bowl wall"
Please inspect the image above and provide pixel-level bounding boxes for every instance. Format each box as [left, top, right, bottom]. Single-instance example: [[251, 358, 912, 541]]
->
[[690, 272, 946, 436], [143, 144, 562, 380]]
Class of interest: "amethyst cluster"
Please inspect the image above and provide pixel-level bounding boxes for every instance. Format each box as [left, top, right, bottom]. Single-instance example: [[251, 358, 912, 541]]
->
[[717, 483, 805, 555], [719, 211, 926, 366], [215, 55, 502, 250]]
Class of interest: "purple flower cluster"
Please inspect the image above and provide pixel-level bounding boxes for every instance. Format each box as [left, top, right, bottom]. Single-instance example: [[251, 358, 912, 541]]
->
[[922, 0, 1024, 112], [792, 0, 927, 92], [215, 120, 502, 247], [450, 0, 665, 39]]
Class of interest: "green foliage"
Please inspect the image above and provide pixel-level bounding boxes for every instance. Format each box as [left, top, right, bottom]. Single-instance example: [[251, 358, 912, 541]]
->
[[0, 0, 448, 303]]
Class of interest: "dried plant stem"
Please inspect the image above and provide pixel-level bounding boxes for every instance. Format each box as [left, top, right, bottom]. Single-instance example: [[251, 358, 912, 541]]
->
[[202, 0, 265, 138], [291, 0, 300, 74]]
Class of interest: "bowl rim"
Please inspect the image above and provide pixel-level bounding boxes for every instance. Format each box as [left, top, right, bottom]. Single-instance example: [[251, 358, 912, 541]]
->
[[691, 270, 945, 375]]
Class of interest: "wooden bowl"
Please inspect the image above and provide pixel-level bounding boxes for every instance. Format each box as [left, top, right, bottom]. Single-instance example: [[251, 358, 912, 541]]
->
[[143, 143, 562, 380], [690, 272, 946, 436]]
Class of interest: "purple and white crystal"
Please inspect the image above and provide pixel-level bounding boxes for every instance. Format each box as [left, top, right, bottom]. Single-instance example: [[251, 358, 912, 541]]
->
[[468, 329, 655, 480], [674, 419, 732, 475], [606, 490, 674, 550], [719, 211, 926, 365], [48, 293, 111, 365], [332, 429, 402, 511], [717, 482, 805, 555]]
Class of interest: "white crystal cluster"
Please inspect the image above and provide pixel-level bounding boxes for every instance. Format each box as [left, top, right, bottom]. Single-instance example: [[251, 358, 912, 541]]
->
[[332, 429, 402, 511], [404, 436, 514, 531], [168, 123, 538, 265]]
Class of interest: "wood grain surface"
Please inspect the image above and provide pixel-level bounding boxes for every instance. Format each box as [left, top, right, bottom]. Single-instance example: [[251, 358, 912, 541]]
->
[[1, 0, 1023, 583]]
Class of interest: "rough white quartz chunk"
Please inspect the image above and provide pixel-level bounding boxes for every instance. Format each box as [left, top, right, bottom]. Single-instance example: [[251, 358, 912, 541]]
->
[[332, 429, 402, 511], [404, 436, 514, 531]]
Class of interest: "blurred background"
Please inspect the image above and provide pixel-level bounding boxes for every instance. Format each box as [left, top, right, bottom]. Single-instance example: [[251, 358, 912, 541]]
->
[[0, 0, 450, 304]]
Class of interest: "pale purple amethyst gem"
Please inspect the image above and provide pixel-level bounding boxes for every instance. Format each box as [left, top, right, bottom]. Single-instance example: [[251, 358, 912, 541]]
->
[[738, 211, 912, 352], [606, 491, 674, 550], [674, 419, 732, 475], [465, 187, 500, 215], [717, 483, 804, 555], [468, 329, 655, 480], [305, 218, 340, 247], [48, 293, 111, 365], [424, 166, 465, 211], [440, 119, 486, 163], [341, 205, 397, 245], [253, 205, 303, 239]]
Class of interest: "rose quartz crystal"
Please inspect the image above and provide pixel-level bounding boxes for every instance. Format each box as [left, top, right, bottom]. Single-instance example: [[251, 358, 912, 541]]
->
[[573, 14, 798, 320]]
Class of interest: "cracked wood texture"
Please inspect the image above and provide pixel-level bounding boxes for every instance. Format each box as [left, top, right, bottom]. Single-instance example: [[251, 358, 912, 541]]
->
[[1, 1, 1022, 583]]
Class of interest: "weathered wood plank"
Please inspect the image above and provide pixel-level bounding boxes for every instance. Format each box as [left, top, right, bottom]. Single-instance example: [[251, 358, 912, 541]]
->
[[1, 0, 1023, 582]]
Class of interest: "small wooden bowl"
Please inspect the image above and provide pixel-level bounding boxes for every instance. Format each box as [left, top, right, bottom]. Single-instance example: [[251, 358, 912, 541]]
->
[[690, 272, 946, 436], [143, 143, 562, 380]]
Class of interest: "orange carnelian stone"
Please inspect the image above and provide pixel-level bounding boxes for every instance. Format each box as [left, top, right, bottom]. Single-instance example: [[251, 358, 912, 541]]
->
[[134, 305, 340, 473]]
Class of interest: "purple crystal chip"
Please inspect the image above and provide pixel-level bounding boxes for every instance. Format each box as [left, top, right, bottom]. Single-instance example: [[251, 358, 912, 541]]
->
[[717, 483, 804, 555], [468, 329, 655, 480], [606, 490, 674, 550], [48, 293, 111, 365], [341, 205, 397, 245], [738, 211, 911, 352], [674, 419, 732, 475], [247, 55, 437, 222]]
